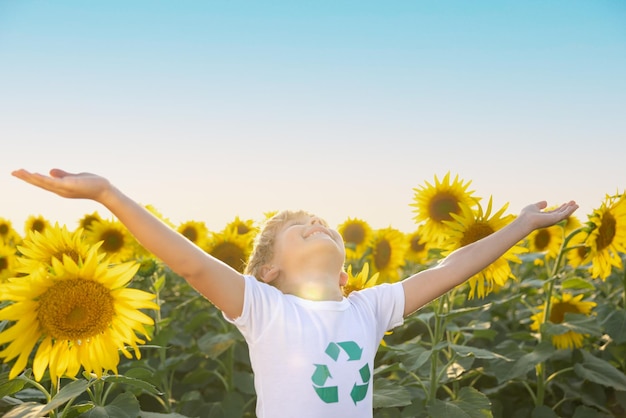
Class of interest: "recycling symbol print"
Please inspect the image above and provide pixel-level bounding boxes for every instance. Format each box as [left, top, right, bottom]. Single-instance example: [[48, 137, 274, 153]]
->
[[311, 341, 370, 405]]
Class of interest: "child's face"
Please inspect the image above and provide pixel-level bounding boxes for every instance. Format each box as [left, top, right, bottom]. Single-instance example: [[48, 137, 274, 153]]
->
[[271, 214, 346, 274]]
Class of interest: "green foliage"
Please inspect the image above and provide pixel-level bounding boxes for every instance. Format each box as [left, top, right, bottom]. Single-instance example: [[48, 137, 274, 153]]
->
[[1, 251, 625, 417]]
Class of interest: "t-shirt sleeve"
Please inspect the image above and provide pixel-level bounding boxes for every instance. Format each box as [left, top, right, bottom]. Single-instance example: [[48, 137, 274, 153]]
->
[[222, 274, 283, 344], [350, 282, 405, 335]]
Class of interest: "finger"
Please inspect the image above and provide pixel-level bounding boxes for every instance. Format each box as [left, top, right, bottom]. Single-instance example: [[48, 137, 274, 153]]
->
[[49, 168, 74, 178], [11, 168, 31, 179], [12, 170, 60, 191]]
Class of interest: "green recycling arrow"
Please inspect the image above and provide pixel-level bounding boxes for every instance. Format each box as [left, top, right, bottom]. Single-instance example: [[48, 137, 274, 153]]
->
[[338, 341, 363, 361], [350, 382, 368, 404], [314, 385, 339, 404], [312, 341, 370, 405], [311, 364, 332, 386]]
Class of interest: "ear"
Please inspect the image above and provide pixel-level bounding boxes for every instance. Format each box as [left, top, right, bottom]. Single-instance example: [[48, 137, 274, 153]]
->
[[339, 270, 349, 287], [260, 265, 280, 284]]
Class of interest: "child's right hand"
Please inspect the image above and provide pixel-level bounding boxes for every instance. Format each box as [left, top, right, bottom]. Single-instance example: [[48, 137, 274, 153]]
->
[[12, 168, 112, 203]]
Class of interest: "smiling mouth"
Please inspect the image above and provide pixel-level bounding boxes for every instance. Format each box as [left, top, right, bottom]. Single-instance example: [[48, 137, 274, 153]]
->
[[304, 227, 331, 239]]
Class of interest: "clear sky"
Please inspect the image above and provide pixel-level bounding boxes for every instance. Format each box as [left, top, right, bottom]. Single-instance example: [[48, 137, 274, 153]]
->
[[1, 0, 625, 234]]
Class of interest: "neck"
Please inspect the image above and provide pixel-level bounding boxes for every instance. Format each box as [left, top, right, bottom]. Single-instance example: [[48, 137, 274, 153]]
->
[[275, 273, 344, 301]]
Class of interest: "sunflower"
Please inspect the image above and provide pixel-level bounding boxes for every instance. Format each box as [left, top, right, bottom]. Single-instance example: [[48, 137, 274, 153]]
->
[[78, 211, 103, 231], [223, 215, 258, 237], [15, 223, 98, 277], [24, 215, 51, 236], [566, 230, 592, 270], [206, 227, 251, 273], [177, 220, 210, 249], [583, 193, 626, 280], [530, 292, 597, 350], [337, 217, 373, 260], [0, 218, 21, 247], [83, 218, 138, 263], [343, 262, 379, 296], [442, 197, 526, 299], [0, 243, 17, 282], [366, 227, 408, 283], [526, 224, 564, 261], [405, 225, 431, 265], [411, 173, 480, 246], [0, 247, 158, 381], [563, 213, 582, 236]]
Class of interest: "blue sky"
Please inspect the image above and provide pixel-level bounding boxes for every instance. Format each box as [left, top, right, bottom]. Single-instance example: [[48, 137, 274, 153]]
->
[[1, 0, 625, 233]]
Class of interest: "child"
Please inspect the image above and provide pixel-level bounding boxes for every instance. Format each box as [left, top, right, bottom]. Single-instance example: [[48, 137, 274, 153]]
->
[[11, 168, 578, 418]]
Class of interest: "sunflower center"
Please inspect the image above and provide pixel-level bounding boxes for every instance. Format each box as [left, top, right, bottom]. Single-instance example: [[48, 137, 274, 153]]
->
[[52, 248, 81, 265], [31, 220, 46, 233], [374, 240, 391, 270], [211, 242, 246, 273], [0, 256, 8, 272], [38, 279, 114, 341], [0, 224, 8, 236], [410, 236, 425, 253], [460, 223, 494, 247], [596, 211, 616, 252], [80, 215, 100, 230], [181, 226, 198, 243], [100, 230, 125, 253], [534, 229, 551, 251], [577, 245, 590, 260], [343, 224, 366, 246], [428, 193, 460, 222], [549, 301, 581, 324]]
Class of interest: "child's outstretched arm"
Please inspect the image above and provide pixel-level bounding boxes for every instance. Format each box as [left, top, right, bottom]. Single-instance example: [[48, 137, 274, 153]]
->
[[12, 168, 245, 319], [402, 200, 579, 317]]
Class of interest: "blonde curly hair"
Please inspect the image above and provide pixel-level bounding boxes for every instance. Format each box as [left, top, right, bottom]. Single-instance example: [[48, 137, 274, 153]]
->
[[244, 209, 327, 280]]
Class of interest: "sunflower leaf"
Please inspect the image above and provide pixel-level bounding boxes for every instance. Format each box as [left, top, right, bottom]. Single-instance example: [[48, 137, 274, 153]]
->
[[541, 313, 602, 337], [603, 309, 626, 344], [499, 342, 555, 383], [0, 372, 26, 398], [561, 277, 596, 291], [41, 379, 90, 413], [100, 374, 162, 395], [63, 402, 95, 418], [427, 387, 492, 418], [197, 332, 237, 359], [450, 344, 512, 361], [81, 392, 140, 418], [140, 412, 193, 418], [574, 350, 626, 391], [442, 304, 492, 320], [372, 377, 412, 408], [531, 405, 558, 418], [3, 402, 46, 418]]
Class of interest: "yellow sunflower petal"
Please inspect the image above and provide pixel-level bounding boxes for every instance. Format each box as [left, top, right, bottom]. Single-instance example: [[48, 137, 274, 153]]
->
[[33, 337, 53, 381]]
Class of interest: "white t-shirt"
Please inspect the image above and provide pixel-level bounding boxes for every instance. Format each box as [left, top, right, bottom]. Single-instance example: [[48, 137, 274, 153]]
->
[[225, 274, 405, 418]]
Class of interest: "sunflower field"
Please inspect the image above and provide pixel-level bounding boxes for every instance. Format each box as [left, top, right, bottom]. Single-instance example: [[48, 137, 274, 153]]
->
[[0, 173, 625, 418]]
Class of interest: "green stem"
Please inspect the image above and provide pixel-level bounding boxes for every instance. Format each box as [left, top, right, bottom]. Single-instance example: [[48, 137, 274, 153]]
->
[[535, 226, 585, 406], [429, 295, 448, 402], [102, 380, 116, 405], [16, 376, 52, 403], [92, 379, 104, 405], [152, 272, 172, 411], [521, 379, 538, 405], [535, 362, 546, 407], [407, 371, 428, 394], [546, 366, 574, 383], [622, 261, 625, 309]]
